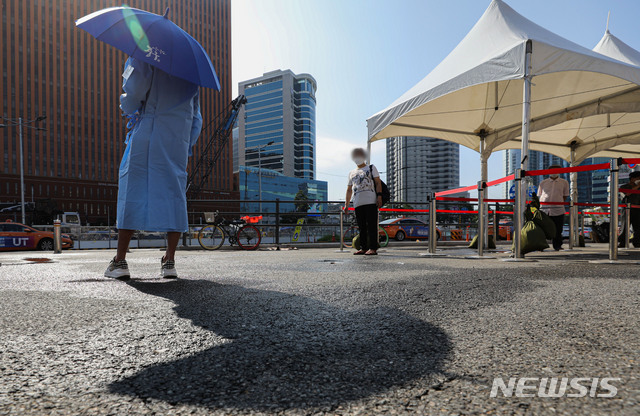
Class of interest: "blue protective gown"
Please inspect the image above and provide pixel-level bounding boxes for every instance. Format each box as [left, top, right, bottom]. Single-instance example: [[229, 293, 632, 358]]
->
[[117, 57, 202, 232]]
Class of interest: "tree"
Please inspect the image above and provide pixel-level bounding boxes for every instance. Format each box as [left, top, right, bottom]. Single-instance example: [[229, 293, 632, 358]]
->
[[294, 190, 310, 213]]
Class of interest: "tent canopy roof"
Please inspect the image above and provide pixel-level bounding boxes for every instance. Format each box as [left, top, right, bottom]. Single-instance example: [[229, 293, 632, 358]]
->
[[593, 30, 640, 67], [367, 0, 640, 162], [492, 29, 640, 164]]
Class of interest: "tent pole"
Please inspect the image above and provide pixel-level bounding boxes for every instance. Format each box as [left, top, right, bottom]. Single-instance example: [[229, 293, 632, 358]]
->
[[609, 159, 619, 260], [366, 140, 372, 165], [479, 138, 489, 250], [515, 40, 533, 259], [480, 137, 489, 249], [569, 148, 578, 249], [477, 181, 485, 256]]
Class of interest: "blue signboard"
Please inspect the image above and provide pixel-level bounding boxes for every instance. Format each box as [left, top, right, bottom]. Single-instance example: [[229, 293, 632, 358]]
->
[[508, 184, 536, 199], [0, 236, 33, 249]]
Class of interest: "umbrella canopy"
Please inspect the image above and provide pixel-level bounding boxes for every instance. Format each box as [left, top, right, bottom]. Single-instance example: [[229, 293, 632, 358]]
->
[[367, 0, 640, 164], [492, 29, 640, 164], [76, 6, 221, 90]]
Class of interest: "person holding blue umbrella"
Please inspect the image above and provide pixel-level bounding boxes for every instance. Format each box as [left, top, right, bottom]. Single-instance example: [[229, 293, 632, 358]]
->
[[76, 7, 221, 280]]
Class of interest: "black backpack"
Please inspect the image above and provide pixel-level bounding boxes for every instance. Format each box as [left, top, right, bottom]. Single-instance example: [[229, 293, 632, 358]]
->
[[370, 165, 391, 206]]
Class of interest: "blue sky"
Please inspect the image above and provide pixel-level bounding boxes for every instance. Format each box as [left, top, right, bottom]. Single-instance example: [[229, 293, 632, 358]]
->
[[231, 0, 640, 199]]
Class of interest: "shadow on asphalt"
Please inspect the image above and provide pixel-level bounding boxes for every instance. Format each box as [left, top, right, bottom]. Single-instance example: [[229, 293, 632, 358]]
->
[[109, 279, 451, 410]]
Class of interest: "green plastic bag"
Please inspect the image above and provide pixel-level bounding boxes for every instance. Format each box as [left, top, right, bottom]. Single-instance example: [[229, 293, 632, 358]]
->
[[512, 220, 549, 255], [352, 234, 361, 251], [532, 208, 556, 240], [468, 235, 496, 249]]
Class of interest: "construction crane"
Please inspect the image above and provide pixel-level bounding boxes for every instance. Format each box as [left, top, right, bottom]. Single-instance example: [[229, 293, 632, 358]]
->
[[186, 95, 247, 199]]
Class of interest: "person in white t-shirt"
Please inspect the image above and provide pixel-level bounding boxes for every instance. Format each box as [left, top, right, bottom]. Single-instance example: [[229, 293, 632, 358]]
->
[[344, 148, 382, 255], [537, 165, 570, 251]]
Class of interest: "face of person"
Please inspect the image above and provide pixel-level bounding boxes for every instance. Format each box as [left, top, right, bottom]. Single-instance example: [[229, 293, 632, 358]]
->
[[352, 151, 366, 165]]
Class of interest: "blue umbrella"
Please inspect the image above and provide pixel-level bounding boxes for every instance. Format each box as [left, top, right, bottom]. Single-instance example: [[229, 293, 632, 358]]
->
[[76, 6, 221, 90]]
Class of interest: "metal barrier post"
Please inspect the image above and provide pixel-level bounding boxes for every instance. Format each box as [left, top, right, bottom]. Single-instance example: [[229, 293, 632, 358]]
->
[[514, 169, 524, 258], [477, 181, 485, 256], [625, 202, 631, 250], [609, 159, 619, 261], [574, 205, 580, 247], [53, 219, 62, 254], [493, 206, 498, 241], [429, 193, 437, 254], [275, 198, 280, 250], [568, 201, 575, 250], [339, 208, 344, 251]]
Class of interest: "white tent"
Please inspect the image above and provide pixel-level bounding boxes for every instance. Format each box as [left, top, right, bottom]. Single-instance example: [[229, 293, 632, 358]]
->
[[491, 29, 640, 164], [367, 0, 640, 159], [366, 0, 640, 257], [489, 28, 640, 248], [594, 29, 640, 67]]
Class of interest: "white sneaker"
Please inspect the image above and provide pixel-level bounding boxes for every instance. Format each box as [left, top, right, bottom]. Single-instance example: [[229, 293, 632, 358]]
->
[[160, 257, 178, 279], [104, 258, 130, 280]]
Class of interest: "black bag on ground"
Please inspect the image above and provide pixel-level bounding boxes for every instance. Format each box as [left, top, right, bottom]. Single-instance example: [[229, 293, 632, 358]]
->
[[591, 222, 610, 243], [512, 220, 549, 255], [370, 165, 391, 206], [532, 208, 556, 240], [578, 233, 586, 247], [468, 235, 496, 249]]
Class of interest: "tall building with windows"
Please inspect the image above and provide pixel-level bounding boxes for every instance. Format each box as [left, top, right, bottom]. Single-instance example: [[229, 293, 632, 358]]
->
[[386, 136, 460, 203], [503, 149, 568, 198], [237, 70, 317, 180], [1, 1, 232, 224]]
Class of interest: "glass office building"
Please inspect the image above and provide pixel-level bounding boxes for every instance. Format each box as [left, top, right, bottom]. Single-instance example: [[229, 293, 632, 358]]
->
[[237, 70, 317, 180], [237, 166, 328, 214]]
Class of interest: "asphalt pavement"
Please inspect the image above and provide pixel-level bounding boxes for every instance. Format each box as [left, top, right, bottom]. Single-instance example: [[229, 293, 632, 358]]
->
[[0, 246, 638, 415]]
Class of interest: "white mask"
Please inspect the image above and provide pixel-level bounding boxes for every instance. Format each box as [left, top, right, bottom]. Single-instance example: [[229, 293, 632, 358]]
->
[[635, 180, 640, 185], [353, 157, 365, 165], [550, 174, 559, 179]]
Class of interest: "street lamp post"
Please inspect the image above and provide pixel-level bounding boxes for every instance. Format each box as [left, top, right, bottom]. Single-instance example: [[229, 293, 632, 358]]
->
[[18, 118, 25, 224], [247, 141, 274, 214], [0, 115, 46, 224]]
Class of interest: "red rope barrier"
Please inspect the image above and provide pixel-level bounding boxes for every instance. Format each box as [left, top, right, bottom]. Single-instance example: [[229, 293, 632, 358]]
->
[[486, 174, 514, 187], [435, 197, 477, 202], [435, 184, 478, 197], [379, 208, 430, 213], [621, 158, 640, 165], [620, 188, 640, 195], [575, 202, 612, 208], [485, 198, 514, 203], [525, 163, 610, 177]]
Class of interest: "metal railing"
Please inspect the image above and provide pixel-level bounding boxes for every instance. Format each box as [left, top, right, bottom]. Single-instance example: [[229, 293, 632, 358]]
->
[[30, 197, 608, 253]]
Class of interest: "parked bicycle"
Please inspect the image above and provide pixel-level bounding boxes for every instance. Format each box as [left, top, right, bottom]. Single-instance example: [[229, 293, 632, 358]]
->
[[342, 216, 389, 249], [198, 211, 262, 250]]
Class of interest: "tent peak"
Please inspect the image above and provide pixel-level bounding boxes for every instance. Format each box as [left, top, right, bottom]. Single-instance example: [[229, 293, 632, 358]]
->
[[593, 29, 640, 67]]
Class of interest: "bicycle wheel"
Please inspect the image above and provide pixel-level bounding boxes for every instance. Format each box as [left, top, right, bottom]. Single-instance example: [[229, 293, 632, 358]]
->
[[342, 226, 359, 248], [198, 225, 225, 250], [237, 225, 261, 250], [378, 226, 389, 248]]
